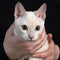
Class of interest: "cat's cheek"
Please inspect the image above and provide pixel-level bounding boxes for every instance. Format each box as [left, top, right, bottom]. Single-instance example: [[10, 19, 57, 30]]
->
[[32, 34, 39, 41]]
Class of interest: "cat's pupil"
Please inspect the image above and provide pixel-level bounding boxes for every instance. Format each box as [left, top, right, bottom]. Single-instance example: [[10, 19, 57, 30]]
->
[[22, 25, 28, 30], [36, 26, 40, 31]]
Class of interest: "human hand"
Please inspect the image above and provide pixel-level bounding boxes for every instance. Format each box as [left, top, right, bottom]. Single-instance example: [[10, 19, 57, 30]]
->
[[33, 34, 60, 60], [3, 24, 46, 60]]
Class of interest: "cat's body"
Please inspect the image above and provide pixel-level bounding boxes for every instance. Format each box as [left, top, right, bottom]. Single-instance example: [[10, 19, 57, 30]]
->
[[13, 2, 49, 60]]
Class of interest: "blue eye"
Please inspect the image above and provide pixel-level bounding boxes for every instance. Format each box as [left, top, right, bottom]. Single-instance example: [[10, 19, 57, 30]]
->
[[22, 25, 28, 30], [35, 25, 40, 31]]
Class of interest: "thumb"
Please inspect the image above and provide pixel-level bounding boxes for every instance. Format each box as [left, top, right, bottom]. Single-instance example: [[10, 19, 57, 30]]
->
[[47, 33, 53, 43], [6, 23, 14, 36]]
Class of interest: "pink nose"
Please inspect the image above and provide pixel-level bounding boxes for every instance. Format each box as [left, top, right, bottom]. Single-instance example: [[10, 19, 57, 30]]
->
[[29, 36, 33, 39]]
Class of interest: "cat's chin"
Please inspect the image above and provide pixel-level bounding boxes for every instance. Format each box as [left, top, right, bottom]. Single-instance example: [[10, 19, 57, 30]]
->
[[27, 39, 37, 42]]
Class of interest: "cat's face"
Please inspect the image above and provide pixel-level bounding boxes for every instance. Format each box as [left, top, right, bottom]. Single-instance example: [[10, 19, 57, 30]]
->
[[14, 2, 47, 41]]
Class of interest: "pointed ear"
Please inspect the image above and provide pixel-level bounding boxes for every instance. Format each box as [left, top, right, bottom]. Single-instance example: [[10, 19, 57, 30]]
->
[[36, 3, 47, 20], [14, 2, 26, 18]]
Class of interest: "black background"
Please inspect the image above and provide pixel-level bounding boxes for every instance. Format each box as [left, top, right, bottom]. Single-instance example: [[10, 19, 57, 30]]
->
[[0, 0, 60, 59]]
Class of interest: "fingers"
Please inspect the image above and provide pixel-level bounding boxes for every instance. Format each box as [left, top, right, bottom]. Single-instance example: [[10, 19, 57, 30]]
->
[[33, 41, 54, 58], [32, 35, 47, 53], [33, 30, 46, 48], [54, 45, 60, 60], [47, 33, 54, 47], [6, 23, 14, 36], [32, 30, 47, 53], [47, 33, 52, 39], [47, 33, 53, 43], [32, 50, 49, 58], [33, 33, 55, 58], [44, 55, 54, 60]]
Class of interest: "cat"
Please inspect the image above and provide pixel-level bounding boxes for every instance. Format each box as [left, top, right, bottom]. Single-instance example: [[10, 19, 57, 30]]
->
[[13, 2, 49, 60]]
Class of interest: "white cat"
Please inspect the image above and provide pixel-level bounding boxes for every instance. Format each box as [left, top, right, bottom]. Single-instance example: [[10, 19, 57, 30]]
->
[[14, 2, 49, 60]]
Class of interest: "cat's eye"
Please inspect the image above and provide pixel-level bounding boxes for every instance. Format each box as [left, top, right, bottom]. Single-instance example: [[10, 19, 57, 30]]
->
[[35, 26, 40, 31], [22, 25, 28, 30]]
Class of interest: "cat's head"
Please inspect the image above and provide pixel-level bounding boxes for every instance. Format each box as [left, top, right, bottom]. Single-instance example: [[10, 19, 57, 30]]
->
[[14, 2, 47, 41]]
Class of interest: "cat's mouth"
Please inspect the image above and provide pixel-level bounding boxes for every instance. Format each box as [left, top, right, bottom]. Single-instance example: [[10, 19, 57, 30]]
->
[[27, 39, 37, 42], [27, 39, 33, 42]]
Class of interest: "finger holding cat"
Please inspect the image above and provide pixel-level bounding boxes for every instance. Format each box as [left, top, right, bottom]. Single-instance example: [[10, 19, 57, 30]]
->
[[23, 28, 47, 52], [30, 30, 47, 53], [32, 34, 59, 60]]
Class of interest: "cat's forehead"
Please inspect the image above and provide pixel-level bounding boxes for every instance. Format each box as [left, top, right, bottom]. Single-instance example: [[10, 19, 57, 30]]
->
[[26, 12, 38, 20], [15, 11, 44, 26], [26, 12, 36, 19], [26, 11, 44, 25]]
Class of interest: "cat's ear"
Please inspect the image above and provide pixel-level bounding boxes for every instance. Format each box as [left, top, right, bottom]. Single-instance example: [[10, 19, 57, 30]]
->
[[36, 3, 47, 20], [14, 2, 26, 18]]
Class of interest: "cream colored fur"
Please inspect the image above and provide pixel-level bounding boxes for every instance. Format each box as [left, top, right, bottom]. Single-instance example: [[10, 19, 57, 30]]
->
[[13, 2, 49, 60]]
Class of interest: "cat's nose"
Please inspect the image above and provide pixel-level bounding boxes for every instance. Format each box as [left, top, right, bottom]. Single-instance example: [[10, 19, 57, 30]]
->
[[29, 36, 33, 39]]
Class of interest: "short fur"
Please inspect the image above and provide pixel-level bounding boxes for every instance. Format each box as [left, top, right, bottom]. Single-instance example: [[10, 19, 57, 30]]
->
[[14, 2, 49, 60]]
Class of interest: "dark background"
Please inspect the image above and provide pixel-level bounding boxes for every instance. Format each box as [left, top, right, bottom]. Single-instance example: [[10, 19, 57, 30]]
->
[[0, 0, 60, 59]]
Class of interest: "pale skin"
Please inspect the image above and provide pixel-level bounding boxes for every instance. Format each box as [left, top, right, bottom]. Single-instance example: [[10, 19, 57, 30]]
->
[[3, 24, 60, 60], [33, 34, 60, 60]]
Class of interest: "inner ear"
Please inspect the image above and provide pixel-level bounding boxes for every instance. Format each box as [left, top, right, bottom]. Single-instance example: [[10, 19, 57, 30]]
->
[[35, 3, 47, 20], [14, 2, 26, 18]]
